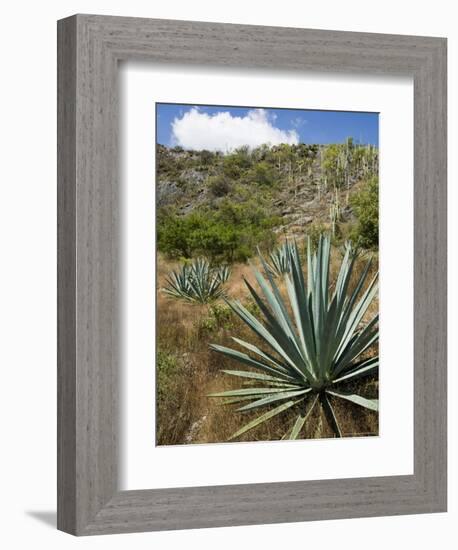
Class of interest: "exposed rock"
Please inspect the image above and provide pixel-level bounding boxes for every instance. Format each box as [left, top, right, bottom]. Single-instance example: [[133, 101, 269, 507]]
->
[[291, 215, 314, 226], [156, 180, 185, 207], [156, 145, 370, 230], [184, 415, 208, 443], [183, 169, 206, 184]]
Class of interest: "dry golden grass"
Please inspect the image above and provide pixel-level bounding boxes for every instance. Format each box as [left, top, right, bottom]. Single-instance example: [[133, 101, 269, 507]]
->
[[156, 250, 379, 446]]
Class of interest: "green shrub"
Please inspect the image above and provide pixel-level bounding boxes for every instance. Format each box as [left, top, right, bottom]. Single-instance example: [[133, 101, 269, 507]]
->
[[199, 149, 214, 166], [199, 303, 234, 334], [243, 300, 261, 318], [157, 210, 203, 258], [242, 161, 278, 187], [222, 147, 252, 179], [350, 177, 379, 249], [207, 174, 232, 197], [209, 303, 233, 326], [157, 201, 279, 263]]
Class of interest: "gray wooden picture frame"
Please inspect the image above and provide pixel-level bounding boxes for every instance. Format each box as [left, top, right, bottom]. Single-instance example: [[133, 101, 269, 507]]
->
[[57, 14, 447, 536]]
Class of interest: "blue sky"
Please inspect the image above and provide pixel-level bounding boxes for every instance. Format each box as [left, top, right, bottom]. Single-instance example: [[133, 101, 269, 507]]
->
[[156, 103, 379, 151]]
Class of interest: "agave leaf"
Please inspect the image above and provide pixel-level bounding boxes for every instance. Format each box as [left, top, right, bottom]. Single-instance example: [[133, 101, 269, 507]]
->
[[312, 237, 324, 359], [332, 245, 352, 300], [231, 337, 293, 377], [344, 257, 373, 309], [256, 254, 302, 348], [333, 275, 378, 365], [237, 388, 311, 412], [218, 395, 257, 406], [251, 381, 298, 388], [332, 356, 378, 384], [208, 387, 292, 398], [306, 235, 314, 298], [321, 393, 342, 437], [317, 291, 340, 377], [284, 270, 318, 378], [221, 369, 292, 384], [226, 300, 312, 383], [288, 394, 319, 440], [243, 276, 313, 377], [325, 260, 374, 368], [209, 343, 292, 380], [326, 389, 379, 412], [252, 266, 299, 347], [320, 235, 331, 311], [334, 315, 379, 375], [228, 399, 301, 441], [249, 268, 316, 382]]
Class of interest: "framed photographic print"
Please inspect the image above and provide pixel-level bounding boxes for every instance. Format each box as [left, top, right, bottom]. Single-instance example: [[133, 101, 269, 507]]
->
[[57, 14, 447, 535]]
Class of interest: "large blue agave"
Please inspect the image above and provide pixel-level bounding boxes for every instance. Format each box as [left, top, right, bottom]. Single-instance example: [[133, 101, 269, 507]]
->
[[209, 235, 378, 440]]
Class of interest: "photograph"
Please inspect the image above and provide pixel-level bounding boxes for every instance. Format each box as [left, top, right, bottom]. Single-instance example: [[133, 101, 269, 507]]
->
[[155, 103, 380, 445]]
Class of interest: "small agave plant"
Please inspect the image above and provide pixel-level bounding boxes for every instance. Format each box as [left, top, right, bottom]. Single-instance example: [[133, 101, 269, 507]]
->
[[209, 235, 378, 440], [164, 258, 231, 304], [265, 240, 297, 277]]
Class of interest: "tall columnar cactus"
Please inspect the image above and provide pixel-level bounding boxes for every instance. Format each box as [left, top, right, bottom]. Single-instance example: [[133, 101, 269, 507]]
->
[[329, 189, 341, 236]]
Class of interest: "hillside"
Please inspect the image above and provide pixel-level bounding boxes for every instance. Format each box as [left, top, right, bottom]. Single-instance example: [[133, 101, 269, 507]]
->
[[156, 140, 378, 261]]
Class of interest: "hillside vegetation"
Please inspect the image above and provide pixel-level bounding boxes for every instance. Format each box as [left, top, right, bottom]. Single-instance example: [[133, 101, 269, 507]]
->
[[157, 139, 379, 263]]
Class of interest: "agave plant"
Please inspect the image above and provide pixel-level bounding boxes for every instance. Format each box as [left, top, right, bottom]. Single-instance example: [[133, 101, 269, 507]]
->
[[265, 240, 297, 277], [163, 258, 231, 304], [209, 235, 378, 440]]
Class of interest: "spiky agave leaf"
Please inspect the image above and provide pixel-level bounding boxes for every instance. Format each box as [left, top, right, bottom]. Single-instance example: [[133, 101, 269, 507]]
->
[[163, 258, 231, 304], [264, 240, 298, 277], [216, 264, 231, 284], [209, 234, 378, 440], [339, 239, 360, 260]]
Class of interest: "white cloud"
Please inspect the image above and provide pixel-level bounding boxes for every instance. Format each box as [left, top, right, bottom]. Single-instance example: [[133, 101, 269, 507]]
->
[[170, 108, 299, 152]]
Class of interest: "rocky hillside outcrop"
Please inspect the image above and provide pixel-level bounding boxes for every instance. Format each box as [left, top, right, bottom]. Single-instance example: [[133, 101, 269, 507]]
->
[[156, 142, 378, 238]]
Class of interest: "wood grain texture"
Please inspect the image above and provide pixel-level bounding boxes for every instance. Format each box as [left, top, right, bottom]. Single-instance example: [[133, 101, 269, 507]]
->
[[57, 16, 77, 534], [57, 14, 447, 535]]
